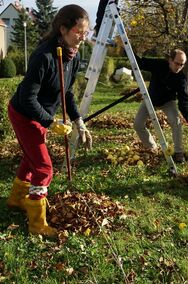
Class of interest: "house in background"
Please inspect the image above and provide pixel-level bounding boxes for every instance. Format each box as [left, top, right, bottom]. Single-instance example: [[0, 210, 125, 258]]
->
[[0, 18, 7, 58], [0, 2, 21, 52]]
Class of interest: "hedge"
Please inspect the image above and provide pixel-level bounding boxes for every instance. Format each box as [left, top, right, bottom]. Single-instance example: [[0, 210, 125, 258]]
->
[[0, 57, 16, 78]]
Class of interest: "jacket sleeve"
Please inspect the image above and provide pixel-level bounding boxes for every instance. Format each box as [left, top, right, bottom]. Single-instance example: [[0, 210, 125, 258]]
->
[[135, 54, 161, 73], [65, 54, 81, 121], [17, 53, 54, 127], [177, 75, 188, 121]]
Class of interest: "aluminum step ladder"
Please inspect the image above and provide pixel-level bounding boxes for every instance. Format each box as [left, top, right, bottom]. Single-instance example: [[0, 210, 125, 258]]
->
[[69, 0, 177, 175]]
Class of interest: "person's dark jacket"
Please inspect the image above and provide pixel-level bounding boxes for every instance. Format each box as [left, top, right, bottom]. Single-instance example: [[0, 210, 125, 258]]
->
[[11, 37, 80, 128], [135, 55, 188, 121]]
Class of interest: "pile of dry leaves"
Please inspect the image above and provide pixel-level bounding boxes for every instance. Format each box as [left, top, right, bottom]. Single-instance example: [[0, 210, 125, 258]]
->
[[48, 191, 132, 238]]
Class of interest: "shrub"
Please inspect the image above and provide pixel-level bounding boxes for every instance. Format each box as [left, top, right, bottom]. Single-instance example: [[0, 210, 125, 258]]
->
[[115, 57, 131, 70], [79, 42, 92, 60], [0, 77, 21, 140], [8, 49, 25, 75], [0, 57, 16, 78], [99, 56, 115, 84], [73, 72, 87, 103]]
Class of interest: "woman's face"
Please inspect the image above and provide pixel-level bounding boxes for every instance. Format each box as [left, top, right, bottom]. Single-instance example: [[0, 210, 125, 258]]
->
[[60, 18, 89, 49]]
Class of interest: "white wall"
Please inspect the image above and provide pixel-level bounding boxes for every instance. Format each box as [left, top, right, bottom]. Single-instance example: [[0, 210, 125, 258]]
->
[[0, 24, 7, 58]]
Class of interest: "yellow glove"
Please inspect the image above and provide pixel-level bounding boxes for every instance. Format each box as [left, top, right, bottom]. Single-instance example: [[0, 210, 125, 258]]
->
[[50, 119, 72, 135]]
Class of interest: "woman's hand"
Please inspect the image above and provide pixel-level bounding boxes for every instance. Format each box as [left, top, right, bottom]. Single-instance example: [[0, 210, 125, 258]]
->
[[50, 119, 72, 135]]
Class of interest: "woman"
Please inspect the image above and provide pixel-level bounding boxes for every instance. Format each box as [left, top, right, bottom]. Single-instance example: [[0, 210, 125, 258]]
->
[[7, 4, 92, 236]]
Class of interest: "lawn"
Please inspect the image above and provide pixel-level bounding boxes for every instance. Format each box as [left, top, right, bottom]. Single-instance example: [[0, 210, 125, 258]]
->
[[0, 78, 188, 284]]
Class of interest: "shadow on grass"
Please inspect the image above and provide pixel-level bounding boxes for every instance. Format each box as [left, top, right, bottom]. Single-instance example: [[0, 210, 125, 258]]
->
[[0, 157, 19, 181], [102, 178, 188, 201], [1, 149, 188, 206], [0, 197, 27, 233], [0, 155, 26, 233], [74, 153, 188, 201]]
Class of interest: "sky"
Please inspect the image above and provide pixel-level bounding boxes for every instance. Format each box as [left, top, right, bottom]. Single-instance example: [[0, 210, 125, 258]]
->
[[0, 0, 100, 28]]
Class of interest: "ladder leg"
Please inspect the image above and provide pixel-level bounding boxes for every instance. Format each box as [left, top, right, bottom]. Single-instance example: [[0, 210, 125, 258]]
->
[[67, 4, 115, 161]]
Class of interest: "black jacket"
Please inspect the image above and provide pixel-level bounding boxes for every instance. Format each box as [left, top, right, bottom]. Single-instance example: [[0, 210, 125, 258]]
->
[[11, 37, 80, 128], [136, 55, 188, 121]]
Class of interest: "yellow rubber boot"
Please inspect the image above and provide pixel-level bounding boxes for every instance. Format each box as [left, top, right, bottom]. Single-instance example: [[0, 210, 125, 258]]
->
[[24, 195, 57, 237], [7, 177, 30, 210]]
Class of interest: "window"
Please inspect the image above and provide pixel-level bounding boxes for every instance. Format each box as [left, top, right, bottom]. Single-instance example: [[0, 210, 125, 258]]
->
[[2, 18, 10, 27]]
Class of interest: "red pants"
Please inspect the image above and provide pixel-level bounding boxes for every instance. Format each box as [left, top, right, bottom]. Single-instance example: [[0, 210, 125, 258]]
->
[[8, 103, 53, 187]]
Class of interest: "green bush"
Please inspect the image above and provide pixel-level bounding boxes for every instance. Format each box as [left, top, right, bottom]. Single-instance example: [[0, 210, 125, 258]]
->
[[99, 56, 115, 84], [115, 57, 131, 70], [0, 57, 16, 78], [79, 41, 92, 60], [0, 77, 21, 140], [8, 49, 25, 75], [73, 72, 87, 103]]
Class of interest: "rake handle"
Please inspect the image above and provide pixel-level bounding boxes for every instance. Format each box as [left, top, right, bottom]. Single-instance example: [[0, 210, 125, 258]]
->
[[83, 88, 140, 123], [57, 47, 72, 181]]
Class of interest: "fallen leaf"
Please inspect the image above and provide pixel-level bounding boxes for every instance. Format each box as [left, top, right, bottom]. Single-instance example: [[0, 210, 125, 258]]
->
[[84, 228, 91, 236], [178, 223, 187, 230], [101, 218, 109, 227], [55, 262, 65, 271], [65, 267, 74, 275], [7, 224, 19, 231]]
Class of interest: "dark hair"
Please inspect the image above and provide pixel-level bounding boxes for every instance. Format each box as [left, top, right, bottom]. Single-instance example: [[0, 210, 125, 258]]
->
[[169, 49, 186, 60], [42, 4, 89, 41]]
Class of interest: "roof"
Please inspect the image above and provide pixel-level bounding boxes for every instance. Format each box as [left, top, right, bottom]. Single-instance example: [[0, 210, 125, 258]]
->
[[0, 2, 22, 16]]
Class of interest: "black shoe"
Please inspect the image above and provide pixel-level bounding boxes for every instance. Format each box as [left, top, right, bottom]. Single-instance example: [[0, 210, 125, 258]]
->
[[173, 152, 185, 163]]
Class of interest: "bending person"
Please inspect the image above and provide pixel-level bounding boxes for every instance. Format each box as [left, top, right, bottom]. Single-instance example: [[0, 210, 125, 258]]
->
[[134, 49, 188, 163]]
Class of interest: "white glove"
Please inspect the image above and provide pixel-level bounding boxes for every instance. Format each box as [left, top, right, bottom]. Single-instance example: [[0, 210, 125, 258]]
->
[[50, 118, 72, 135], [74, 117, 92, 150]]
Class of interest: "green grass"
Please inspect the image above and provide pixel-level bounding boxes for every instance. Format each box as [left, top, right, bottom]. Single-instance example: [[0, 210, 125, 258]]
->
[[0, 79, 188, 283]]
